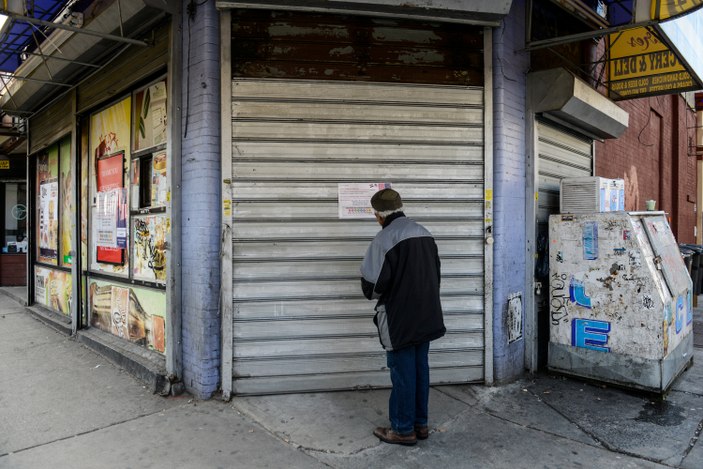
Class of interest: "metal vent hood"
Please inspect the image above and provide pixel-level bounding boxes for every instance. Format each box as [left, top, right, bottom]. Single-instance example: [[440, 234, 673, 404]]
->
[[528, 68, 629, 140]]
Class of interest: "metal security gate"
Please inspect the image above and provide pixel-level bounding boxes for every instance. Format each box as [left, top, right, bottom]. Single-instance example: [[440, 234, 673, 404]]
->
[[225, 78, 488, 394], [534, 120, 593, 365]]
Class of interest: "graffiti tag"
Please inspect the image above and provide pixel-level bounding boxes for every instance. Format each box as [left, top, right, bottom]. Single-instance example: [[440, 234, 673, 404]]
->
[[550, 273, 569, 325], [569, 277, 592, 309], [642, 295, 654, 310]]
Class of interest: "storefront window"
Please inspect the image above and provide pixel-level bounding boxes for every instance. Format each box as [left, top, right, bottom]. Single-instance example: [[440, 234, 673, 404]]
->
[[85, 77, 169, 354], [131, 79, 168, 284], [33, 136, 73, 315], [35, 137, 73, 267]]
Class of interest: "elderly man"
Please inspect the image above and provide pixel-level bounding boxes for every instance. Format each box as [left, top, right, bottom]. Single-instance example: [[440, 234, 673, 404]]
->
[[360, 188, 445, 446]]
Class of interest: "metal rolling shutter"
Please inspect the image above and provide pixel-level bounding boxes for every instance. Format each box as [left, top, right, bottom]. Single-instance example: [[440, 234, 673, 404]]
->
[[536, 121, 594, 225], [229, 79, 486, 394], [534, 120, 593, 366]]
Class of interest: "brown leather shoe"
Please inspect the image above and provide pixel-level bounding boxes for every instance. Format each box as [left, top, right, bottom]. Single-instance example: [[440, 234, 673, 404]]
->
[[373, 427, 417, 446], [415, 425, 429, 440]]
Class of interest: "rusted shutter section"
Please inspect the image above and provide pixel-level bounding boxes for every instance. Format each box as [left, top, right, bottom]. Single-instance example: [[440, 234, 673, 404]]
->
[[231, 9, 483, 86], [229, 78, 485, 395]]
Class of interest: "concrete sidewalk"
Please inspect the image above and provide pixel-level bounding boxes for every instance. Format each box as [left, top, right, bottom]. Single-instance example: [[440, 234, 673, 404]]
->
[[2, 290, 703, 468]]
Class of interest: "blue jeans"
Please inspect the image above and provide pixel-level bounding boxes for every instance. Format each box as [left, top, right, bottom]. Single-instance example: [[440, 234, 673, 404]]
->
[[386, 341, 430, 435]]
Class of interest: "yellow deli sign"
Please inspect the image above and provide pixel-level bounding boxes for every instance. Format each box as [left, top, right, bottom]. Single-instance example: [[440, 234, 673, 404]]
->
[[652, 0, 703, 20], [0, 160, 9, 170], [608, 27, 695, 99]]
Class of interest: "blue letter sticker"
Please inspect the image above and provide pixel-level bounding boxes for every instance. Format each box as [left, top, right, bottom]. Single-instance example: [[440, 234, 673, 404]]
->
[[572, 318, 611, 352]]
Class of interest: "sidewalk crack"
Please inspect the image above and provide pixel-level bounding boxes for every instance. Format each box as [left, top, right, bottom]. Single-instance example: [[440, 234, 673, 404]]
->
[[0, 407, 179, 459], [522, 387, 679, 468]]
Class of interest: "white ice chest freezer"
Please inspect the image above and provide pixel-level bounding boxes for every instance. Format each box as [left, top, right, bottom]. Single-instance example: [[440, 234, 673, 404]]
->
[[548, 211, 693, 393]]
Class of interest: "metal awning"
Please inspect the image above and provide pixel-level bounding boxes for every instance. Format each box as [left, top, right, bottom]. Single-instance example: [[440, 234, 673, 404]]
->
[[0, 0, 67, 73], [526, 0, 703, 100], [0, 0, 173, 155]]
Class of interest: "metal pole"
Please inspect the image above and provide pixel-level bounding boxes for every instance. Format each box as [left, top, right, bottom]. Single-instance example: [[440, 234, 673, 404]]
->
[[220, 8, 233, 400], [165, 5, 183, 381]]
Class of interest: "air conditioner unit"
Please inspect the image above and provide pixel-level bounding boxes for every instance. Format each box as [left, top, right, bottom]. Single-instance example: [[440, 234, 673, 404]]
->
[[560, 177, 625, 214]]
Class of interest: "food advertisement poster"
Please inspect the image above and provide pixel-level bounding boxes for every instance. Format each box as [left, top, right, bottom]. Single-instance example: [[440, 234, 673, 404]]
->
[[130, 160, 140, 210], [90, 98, 130, 273], [133, 215, 167, 283], [37, 147, 59, 264], [35, 266, 72, 316], [81, 128, 89, 269], [59, 137, 74, 266], [338, 182, 392, 218], [110, 286, 130, 339], [133, 80, 167, 151], [39, 181, 59, 260], [89, 279, 166, 353], [151, 151, 167, 207]]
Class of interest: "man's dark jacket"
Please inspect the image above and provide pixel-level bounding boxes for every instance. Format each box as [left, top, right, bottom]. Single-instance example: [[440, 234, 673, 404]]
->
[[360, 212, 445, 351]]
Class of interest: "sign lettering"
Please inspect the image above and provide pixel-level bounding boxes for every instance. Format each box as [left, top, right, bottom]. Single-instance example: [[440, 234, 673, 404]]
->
[[608, 27, 696, 99]]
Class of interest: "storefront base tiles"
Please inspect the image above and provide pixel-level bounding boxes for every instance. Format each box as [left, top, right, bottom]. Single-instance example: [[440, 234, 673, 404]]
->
[[77, 329, 177, 396], [26, 305, 72, 336], [24, 301, 178, 396]]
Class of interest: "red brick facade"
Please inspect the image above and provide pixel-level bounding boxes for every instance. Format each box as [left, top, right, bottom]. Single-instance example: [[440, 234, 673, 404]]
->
[[595, 95, 698, 243]]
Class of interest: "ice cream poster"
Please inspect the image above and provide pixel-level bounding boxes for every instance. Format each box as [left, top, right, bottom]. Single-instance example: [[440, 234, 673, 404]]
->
[[39, 181, 59, 260]]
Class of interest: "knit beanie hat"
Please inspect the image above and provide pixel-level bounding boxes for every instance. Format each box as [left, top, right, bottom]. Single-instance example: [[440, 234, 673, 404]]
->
[[371, 188, 403, 213]]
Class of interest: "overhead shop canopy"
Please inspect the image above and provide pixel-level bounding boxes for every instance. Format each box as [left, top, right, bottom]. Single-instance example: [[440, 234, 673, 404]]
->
[[0, 0, 173, 118], [0, 0, 67, 73]]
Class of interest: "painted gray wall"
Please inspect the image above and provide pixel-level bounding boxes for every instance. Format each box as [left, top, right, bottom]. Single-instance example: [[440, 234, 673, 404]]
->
[[180, 0, 221, 399], [492, 0, 529, 382]]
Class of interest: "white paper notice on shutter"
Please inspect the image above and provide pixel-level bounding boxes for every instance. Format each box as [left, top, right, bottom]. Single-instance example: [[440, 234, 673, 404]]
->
[[338, 183, 392, 219]]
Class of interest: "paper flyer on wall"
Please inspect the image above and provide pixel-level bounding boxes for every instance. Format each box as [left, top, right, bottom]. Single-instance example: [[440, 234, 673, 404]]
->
[[338, 182, 392, 219], [94, 188, 128, 249], [116, 188, 128, 248], [95, 189, 119, 247]]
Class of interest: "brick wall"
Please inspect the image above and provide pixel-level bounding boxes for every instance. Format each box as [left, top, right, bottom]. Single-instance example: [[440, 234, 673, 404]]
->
[[180, 0, 222, 399], [492, 0, 530, 383], [595, 95, 697, 243]]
